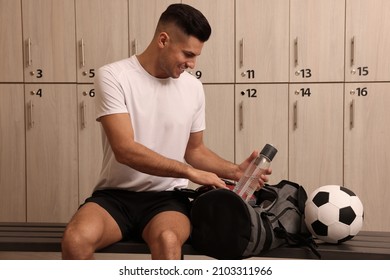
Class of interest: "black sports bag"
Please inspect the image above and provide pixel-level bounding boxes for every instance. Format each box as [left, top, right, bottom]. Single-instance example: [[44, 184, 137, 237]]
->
[[184, 180, 318, 259]]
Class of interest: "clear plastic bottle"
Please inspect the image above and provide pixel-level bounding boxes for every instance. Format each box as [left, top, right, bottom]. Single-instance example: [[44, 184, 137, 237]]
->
[[233, 144, 278, 202]]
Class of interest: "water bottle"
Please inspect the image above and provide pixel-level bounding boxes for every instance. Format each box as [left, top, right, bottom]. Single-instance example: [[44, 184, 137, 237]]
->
[[233, 144, 278, 202]]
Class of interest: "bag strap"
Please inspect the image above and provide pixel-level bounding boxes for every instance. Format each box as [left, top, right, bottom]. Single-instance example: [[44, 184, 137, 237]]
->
[[174, 185, 217, 200], [174, 179, 236, 199], [274, 221, 321, 259]]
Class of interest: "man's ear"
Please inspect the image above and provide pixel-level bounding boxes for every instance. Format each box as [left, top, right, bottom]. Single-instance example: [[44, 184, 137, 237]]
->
[[158, 32, 169, 48]]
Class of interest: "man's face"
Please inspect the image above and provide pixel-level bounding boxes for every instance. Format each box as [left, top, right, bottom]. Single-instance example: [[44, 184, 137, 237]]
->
[[158, 31, 204, 79]]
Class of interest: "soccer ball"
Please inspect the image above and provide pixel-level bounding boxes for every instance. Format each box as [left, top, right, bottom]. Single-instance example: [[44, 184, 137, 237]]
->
[[304, 185, 364, 244]]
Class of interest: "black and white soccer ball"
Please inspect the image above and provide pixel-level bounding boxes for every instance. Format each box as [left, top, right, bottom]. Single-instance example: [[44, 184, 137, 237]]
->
[[304, 185, 364, 244]]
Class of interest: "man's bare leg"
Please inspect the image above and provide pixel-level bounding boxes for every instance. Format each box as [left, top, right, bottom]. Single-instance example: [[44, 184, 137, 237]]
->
[[61, 202, 122, 259], [142, 211, 190, 260]]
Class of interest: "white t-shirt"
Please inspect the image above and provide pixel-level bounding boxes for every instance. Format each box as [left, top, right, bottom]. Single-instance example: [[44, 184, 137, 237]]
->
[[94, 55, 206, 192]]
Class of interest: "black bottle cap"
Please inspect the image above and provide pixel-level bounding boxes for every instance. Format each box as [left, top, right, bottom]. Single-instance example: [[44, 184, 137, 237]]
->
[[260, 144, 278, 161]]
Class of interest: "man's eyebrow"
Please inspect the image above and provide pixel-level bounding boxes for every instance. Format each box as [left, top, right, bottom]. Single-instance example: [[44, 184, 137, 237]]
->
[[183, 50, 198, 57]]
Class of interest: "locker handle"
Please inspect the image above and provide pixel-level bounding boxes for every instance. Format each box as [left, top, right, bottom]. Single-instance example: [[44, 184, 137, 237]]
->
[[349, 99, 355, 129], [239, 101, 244, 130], [81, 100, 87, 129], [27, 38, 32, 67], [80, 38, 85, 67], [132, 39, 138, 55], [294, 37, 299, 67], [351, 37, 355, 67], [293, 101, 298, 130], [28, 100, 34, 129], [239, 38, 244, 68]]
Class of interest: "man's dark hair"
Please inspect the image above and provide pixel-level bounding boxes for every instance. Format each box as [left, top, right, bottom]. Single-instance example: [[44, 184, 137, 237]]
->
[[158, 3, 211, 42]]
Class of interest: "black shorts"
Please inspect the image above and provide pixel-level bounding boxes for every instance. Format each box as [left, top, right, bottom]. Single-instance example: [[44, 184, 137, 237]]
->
[[83, 189, 191, 241]]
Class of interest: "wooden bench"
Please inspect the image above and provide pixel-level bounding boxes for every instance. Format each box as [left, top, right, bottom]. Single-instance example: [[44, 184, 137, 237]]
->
[[1, 222, 390, 259]]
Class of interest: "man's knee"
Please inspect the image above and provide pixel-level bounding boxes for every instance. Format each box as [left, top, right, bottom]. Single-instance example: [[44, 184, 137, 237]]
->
[[61, 224, 95, 260], [148, 229, 185, 259], [159, 229, 182, 247], [61, 202, 123, 259], [142, 211, 190, 259]]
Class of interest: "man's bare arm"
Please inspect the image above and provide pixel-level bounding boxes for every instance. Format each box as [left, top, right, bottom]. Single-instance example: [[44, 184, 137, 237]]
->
[[100, 113, 226, 187]]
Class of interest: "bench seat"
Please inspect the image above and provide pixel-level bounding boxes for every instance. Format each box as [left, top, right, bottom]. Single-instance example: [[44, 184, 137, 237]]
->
[[1, 222, 389, 259]]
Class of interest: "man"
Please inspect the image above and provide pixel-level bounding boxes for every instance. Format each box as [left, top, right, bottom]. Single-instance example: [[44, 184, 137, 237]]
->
[[62, 3, 271, 260]]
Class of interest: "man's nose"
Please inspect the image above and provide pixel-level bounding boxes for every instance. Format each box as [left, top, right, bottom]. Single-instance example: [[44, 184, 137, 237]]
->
[[186, 59, 196, 69]]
